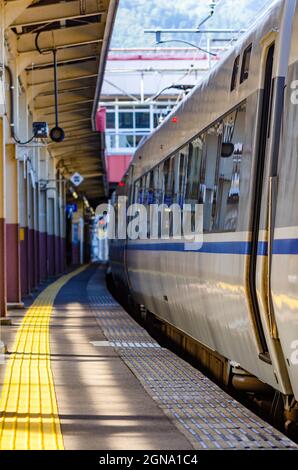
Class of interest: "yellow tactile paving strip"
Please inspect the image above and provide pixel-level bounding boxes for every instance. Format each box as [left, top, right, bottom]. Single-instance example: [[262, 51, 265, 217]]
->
[[0, 265, 87, 450]]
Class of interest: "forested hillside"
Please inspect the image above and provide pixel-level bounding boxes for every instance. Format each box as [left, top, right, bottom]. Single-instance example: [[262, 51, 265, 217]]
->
[[111, 0, 273, 48]]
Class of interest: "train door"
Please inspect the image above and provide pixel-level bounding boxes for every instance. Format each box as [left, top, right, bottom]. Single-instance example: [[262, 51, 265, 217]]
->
[[249, 40, 292, 395], [248, 43, 275, 361], [269, 3, 298, 400]]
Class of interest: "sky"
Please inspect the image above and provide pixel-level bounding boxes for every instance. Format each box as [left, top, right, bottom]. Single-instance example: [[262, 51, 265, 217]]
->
[[110, 0, 275, 48]]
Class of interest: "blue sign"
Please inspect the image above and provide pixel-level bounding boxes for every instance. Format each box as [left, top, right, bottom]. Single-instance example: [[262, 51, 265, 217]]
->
[[73, 223, 79, 244], [66, 203, 78, 213], [66, 203, 78, 218], [164, 195, 173, 206]]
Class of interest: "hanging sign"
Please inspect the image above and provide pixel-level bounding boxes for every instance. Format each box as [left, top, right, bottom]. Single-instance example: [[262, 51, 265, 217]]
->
[[70, 172, 84, 187]]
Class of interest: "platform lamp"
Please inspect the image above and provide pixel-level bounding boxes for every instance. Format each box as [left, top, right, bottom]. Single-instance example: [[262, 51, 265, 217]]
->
[[35, 32, 65, 143], [49, 48, 65, 143]]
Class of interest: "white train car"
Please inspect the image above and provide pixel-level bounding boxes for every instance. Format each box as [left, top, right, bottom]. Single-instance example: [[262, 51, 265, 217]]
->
[[109, 0, 298, 427]]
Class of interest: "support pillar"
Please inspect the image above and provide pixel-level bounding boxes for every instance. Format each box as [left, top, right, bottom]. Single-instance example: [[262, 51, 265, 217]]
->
[[27, 160, 35, 291], [0, 118, 6, 316], [39, 148, 48, 280], [47, 156, 58, 276], [55, 175, 60, 275], [57, 171, 66, 274], [32, 157, 39, 287], [19, 160, 30, 296], [47, 196, 56, 276], [5, 144, 21, 303], [60, 176, 66, 272], [39, 187, 47, 281], [71, 202, 84, 266]]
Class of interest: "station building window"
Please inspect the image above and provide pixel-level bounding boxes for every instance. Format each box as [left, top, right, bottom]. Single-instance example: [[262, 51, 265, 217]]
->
[[153, 107, 171, 127], [106, 111, 115, 129], [105, 133, 116, 149], [118, 134, 134, 148], [119, 111, 134, 129], [136, 111, 150, 129], [104, 103, 175, 153], [135, 134, 147, 146]]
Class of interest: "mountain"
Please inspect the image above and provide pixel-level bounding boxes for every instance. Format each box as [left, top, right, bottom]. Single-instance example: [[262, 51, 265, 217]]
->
[[111, 0, 274, 48]]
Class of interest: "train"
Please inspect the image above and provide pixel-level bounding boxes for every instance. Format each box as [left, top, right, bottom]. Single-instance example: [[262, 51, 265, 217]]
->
[[108, 0, 298, 430]]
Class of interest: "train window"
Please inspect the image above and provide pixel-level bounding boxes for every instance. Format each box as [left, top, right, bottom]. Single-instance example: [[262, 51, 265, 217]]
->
[[240, 44, 252, 83], [153, 165, 162, 204], [201, 128, 221, 232], [183, 138, 205, 232], [160, 157, 175, 237], [163, 157, 175, 206], [230, 56, 240, 91], [185, 137, 204, 203], [212, 105, 246, 232], [134, 179, 140, 204], [135, 176, 145, 204], [143, 173, 149, 205], [145, 171, 154, 205], [144, 171, 154, 236], [153, 163, 165, 238], [176, 149, 188, 206], [140, 176, 146, 204], [128, 166, 134, 205]]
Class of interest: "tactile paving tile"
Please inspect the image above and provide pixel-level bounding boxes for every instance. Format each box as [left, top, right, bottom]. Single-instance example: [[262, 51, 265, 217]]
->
[[87, 269, 298, 450], [0, 265, 87, 450]]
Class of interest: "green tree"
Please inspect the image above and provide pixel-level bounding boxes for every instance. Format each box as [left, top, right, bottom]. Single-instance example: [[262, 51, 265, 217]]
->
[[111, 0, 273, 48]]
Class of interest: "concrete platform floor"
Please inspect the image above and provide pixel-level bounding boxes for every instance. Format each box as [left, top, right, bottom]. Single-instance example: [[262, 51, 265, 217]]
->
[[0, 264, 296, 450], [0, 265, 192, 450], [51, 266, 192, 450]]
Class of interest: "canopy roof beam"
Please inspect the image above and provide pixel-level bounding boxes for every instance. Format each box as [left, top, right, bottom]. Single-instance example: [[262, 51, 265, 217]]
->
[[11, 0, 107, 28]]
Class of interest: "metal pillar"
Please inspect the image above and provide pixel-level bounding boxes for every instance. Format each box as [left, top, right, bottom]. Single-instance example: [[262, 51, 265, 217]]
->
[[5, 144, 21, 303], [39, 147, 48, 281], [46, 156, 57, 276], [0, 118, 7, 317], [0, 3, 7, 316]]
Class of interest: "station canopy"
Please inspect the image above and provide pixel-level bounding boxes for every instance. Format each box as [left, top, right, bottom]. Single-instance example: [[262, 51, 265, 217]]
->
[[6, 0, 118, 204]]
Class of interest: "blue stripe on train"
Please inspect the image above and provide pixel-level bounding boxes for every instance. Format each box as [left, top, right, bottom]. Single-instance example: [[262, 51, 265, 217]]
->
[[124, 238, 298, 255], [273, 238, 298, 255], [127, 241, 251, 254]]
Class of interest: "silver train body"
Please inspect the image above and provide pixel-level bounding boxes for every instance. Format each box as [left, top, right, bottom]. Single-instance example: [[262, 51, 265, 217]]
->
[[109, 0, 298, 413]]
